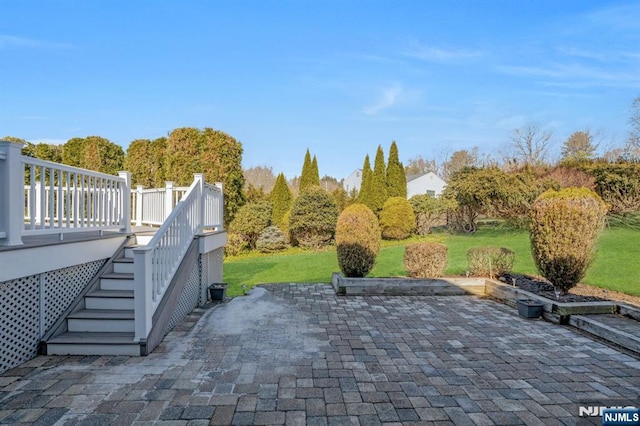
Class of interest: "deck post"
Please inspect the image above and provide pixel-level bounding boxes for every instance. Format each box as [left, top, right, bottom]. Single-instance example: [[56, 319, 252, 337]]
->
[[215, 182, 224, 230], [118, 171, 131, 234], [0, 140, 25, 246], [135, 185, 144, 227], [194, 174, 205, 235], [164, 181, 174, 220]]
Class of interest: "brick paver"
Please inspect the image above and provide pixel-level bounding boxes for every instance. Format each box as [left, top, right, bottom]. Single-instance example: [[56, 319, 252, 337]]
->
[[1, 284, 639, 425]]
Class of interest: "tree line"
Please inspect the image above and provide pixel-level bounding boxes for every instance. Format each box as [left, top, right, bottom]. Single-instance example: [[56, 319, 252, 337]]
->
[[6, 128, 245, 223]]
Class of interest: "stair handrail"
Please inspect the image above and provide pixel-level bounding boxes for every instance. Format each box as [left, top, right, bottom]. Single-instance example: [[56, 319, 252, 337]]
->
[[132, 173, 206, 342]]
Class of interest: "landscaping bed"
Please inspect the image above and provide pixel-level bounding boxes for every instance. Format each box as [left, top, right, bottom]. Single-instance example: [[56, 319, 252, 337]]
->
[[503, 272, 640, 307]]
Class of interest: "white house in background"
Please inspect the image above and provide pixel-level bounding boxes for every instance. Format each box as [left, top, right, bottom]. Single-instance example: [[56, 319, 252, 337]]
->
[[406, 172, 447, 198], [342, 169, 447, 198], [343, 169, 362, 193]]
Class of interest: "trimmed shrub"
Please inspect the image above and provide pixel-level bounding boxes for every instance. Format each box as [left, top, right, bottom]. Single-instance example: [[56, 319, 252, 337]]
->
[[379, 197, 416, 240], [404, 243, 447, 278], [228, 201, 272, 249], [256, 225, 288, 253], [530, 187, 608, 294], [335, 204, 381, 277], [289, 186, 339, 249], [467, 247, 515, 278], [225, 233, 248, 257]]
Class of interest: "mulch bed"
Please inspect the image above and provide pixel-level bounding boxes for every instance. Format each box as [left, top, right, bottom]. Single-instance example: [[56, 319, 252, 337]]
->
[[500, 273, 623, 303]]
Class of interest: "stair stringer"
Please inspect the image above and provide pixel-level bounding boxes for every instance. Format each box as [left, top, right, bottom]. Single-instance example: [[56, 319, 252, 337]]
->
[[144, 238, 202, 355]]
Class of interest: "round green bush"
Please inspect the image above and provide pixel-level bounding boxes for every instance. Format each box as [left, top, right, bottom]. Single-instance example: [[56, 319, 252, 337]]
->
[[530, 187, 608, 294], [228, 201, 272, 249], [224, 232, 248, 257], [289, 186, 339, 249], [379, 197, 416, 240], [256, 225, 288, 253], [335, 204, 381, 277], [404, 242, 447, 278]]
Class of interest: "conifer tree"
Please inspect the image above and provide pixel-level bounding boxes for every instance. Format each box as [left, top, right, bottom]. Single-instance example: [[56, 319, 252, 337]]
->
[[270, 172, 293, 227], [311, 155, 320, 187], [358, 155, 373, 208], [386, 141, 407, 198], [370, 145, 388, 214], [299, 149, 313, 193]]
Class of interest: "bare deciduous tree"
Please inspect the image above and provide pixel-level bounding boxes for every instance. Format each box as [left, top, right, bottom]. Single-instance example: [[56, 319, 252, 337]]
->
[[509, 123, 553, 167]]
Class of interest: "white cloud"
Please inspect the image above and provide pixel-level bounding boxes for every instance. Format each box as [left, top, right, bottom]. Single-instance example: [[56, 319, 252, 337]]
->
[[402, 42, 482, 63], [362, 84, 405, 115], [0, 35, 74, 50]]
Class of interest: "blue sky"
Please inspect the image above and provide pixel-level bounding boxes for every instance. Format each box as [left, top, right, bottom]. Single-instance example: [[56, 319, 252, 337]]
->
[[2, 1, 639, 179]]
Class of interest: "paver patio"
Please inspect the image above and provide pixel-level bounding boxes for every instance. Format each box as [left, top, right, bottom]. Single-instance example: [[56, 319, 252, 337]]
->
[[1, 283, 639, 425]]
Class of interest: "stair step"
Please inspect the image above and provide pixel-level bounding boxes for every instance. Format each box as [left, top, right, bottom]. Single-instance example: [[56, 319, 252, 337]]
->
[[86, 290, 134, 310], [124, 245, 145, 259], [68, 309, 134, 333], [45, 332, 141, 356], [113, 257, 134, 274], [100, 272, 134, 291]]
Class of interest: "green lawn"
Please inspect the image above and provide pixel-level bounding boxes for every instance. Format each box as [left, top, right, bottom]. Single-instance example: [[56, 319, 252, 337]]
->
[[223, 226, 640, 297]]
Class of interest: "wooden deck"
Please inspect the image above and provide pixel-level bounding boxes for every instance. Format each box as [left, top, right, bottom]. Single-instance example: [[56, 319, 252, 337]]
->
[[0, 226, 157, 252]]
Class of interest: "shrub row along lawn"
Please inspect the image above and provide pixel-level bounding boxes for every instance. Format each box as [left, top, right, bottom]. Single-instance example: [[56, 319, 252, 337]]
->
[[223, 226, 640, 297]]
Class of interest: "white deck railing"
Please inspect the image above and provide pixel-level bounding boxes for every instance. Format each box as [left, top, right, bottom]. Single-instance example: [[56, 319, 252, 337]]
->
[[132, 174, 224, 341], [1, 140, 131, 245]]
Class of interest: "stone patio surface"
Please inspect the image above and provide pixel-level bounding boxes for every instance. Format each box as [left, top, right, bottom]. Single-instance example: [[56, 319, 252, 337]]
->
[[1, 284, 639, 425]]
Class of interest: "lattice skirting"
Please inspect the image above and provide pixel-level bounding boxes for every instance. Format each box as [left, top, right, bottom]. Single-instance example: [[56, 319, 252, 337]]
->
[[0, 259, 106, 374], [165, 247, 224, 334]]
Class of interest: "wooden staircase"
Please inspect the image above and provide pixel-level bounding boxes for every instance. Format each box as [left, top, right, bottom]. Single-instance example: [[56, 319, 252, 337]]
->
[[43, 233, 154, 356]]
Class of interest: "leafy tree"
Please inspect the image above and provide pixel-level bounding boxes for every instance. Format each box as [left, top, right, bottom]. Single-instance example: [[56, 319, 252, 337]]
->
[[508, 123, 553, 167], [228, 201, 272, 249], [410, 194, 456, 235], [270, 172, 293, 227], [580, 162, 640, 213], [164, 127, 245, 224], [34, 143, 63, 163], [62, 136, 124, 175], [357, 155, 373, 207], [386, 141, 406, 198], [125, 138, 166, 187], [443, 167, 548, 232], [370, 145, 388, 214], [289, 186, 338, 248], [245, 184, 269, 203], [561, 130, 597, 163]]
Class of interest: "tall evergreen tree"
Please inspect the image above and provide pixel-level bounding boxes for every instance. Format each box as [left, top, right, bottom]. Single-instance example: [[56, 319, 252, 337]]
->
[[386, 141, 406, 198], [357, 155, 373, 208], [311, 155, 320, 187], [370, 145, 388, 214], [270, 172, 293, 227], [299, 149, 314, 193]]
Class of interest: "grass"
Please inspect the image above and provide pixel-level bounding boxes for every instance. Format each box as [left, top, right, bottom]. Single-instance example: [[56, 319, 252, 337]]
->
[[223, 225, 640, 297]]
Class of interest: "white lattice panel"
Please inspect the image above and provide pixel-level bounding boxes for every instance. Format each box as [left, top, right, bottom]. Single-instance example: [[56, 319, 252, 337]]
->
[[166, 260, 201, 332], [44, 260, 105, 331], [0, 276, 40, 373]]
